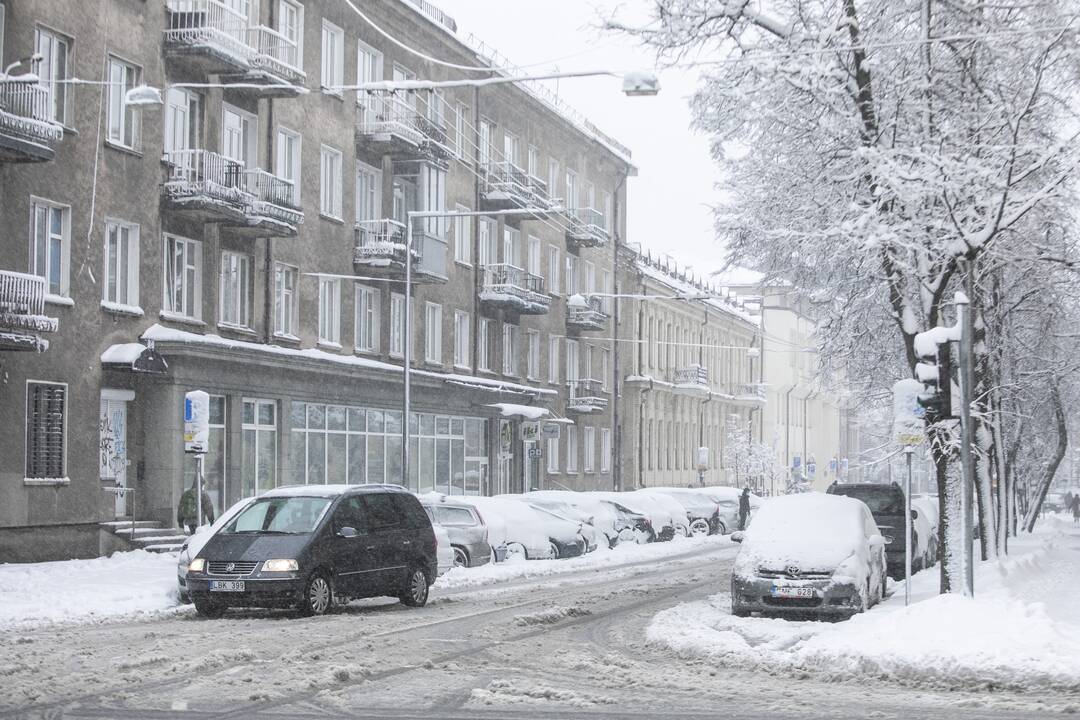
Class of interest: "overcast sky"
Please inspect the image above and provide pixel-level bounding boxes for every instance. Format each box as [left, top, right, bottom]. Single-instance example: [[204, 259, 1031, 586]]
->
[[436, 0, 728, 275]]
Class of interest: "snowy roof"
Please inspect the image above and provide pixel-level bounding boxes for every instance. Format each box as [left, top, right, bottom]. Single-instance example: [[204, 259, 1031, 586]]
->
[[262, 484, 407, 499], [140, 324, 556, 397], [634, 260, 760, 327], [485, 403, 551, 420], [100, 343, 146, 364]]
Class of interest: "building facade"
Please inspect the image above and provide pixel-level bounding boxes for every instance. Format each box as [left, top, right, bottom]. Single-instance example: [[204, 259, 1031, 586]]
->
[[0, 0, 632, 561], [618, 250, 764, 490]]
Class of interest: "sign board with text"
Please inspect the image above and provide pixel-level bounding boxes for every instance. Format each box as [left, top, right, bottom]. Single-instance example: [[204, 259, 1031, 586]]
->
[[183, 390, 210, 454]]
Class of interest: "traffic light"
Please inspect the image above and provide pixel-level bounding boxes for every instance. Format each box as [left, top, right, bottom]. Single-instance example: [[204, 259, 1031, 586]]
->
[[915, 344, 953, 423]]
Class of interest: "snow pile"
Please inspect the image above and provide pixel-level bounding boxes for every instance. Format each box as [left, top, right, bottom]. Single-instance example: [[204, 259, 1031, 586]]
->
[[469, 679, 617, 707], [648, 517, 1080, 693], [0, 550, 181, 629]]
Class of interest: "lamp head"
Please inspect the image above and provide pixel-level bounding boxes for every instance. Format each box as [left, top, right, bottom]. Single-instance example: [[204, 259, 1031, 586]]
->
[[621, 70, 660, 97]]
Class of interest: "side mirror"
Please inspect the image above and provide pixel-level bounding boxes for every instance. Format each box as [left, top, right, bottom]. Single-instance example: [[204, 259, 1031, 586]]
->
[[337, 526, 358, 538], [911, 509, 919, 520], [868, 534, 886, 548], [730, 531, 745, 544]]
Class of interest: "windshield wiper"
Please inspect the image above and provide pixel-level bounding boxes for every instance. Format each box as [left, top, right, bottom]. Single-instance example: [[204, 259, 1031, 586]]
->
[[228, 529, 301, 535]]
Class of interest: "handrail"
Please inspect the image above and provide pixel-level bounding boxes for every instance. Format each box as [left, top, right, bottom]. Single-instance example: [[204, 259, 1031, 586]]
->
[[0, 78, 63, 141], [0, 270, 47, 316]]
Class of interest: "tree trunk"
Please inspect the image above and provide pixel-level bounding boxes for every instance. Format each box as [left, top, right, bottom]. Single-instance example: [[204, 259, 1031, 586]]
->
[[929, 425, 958, 593], [1023, 382, 1067, 531], [990, 385, 1009, 554]]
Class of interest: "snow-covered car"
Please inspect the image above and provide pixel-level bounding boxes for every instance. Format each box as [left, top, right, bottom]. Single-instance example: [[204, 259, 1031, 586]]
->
[[590, 491, 675, 541], [731, 493, 888, 620], [177, 496, 255, 603], [529, 503, 596, 553], [643, 488, 721, 535], [628, 489, 691, 538], [420, 496, 492, 567], [456, 496, 583, 560], [701, 486, 762, 533], [524, 490, 640, 547], [421, 506, 458, 576]]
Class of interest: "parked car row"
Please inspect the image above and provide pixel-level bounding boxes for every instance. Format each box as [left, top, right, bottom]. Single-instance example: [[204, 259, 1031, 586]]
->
[[177, 482, 760, 618]]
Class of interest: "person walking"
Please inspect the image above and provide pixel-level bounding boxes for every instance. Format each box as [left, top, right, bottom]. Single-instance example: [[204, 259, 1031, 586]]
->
[[738, 487, 752, 531], [177, 482, 215, 534], [1070, 493, 1080, 524]]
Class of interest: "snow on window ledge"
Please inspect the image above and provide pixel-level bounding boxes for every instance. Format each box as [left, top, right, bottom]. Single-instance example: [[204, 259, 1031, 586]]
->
[[317, 340, 343, 351], [159, 310, 205, 328], [100, 300, 144, 317], [273, 332, 301, 344], [217, 323, 258, 337], [45, 293, 74, 307], [24, 477, 70, 487]]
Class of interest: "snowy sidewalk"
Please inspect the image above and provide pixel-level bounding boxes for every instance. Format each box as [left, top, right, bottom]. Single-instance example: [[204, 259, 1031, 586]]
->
[[647, 515, 1080, 694]]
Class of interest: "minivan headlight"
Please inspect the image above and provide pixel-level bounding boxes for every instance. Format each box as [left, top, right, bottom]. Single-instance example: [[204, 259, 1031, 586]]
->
[[262, 559, 299, 572], [187, 558, 206, 573]]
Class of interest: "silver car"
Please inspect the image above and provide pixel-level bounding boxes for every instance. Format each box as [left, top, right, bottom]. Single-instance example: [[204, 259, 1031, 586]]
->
[[422, 500, 492, 567]]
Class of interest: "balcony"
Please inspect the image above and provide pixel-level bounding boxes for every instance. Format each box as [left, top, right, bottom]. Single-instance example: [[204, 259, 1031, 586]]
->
[[356, 93, 449, 164], [728, 382, 768, 406], [479, 264, 550, 315], [481, 161, 558, 215], [0, 78, 64, 163], [232, 169, 304, 236], [164, 0, 304, 95], [566, 294, 608, 332], [0, 272, 58, 352], [671, 364, 710, 396], [567, 379, 608, 414], [163, 149, 250, 223], [565, 207, 610, 249], [354, 220, 447, 282]]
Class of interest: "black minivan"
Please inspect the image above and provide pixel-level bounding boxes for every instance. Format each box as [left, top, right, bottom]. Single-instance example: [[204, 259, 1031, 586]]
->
[[826, 481, 917, 578], [185, 485, 438, 617]]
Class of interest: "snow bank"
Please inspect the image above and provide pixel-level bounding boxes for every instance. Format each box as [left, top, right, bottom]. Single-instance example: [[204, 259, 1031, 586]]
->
[[0, 550, 181, 630], [648, 517, 1080, 693]]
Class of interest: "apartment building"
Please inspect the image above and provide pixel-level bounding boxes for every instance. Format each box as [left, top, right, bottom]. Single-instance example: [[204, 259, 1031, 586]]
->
[[618, 250, 764, 489], [0, 0, 631, 561]]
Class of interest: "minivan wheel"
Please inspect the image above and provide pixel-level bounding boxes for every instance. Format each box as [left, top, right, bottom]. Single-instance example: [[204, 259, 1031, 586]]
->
[[299, 572, 333, 617], [506, 542, 528, 561], [452, 546, 469, 568], [193, 596, 225, 618], [400, 567, 429, 607], [548, 541, 561, 559], [689, 519, 710, 536]]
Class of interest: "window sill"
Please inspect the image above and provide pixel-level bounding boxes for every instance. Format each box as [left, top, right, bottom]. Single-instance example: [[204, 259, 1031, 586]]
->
[[355, 346, 380, 356], [454, 260, 473, 269], [273, 333, 302, 345], [104, 139, 143, 157], [24, 477, 70, 487], [61, 125, 79, 137], [317, 341, 343, 352], [424, 360, 445, 370], [101, 300, 144, 317], [320, 213, 345, 225], [217, 323, 259, 337], [453, 363, 471, 372], [322, 88, 344, 100], [45, 294, 74, 308], [159, 310, 206, 327]]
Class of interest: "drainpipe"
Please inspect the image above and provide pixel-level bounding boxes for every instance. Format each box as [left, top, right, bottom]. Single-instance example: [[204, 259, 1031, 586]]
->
[[263, 3, 276, 343], [472, 86, 482, 374], [611, 164, 629, 492], [638, 378, 652, 490]]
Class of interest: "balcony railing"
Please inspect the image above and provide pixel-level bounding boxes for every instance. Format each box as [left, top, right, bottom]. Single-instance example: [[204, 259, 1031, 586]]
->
[[242, 168, 303, 226], [248, 25, 305, 83], [164, 0, 254, 66], [567, 294, 608, 331], [565, 206, 610, 248], [672, 365, 709, 387], [482, 161, 555, 212], [357, 93, 429, 151], [354, 219, 418, 264], [164, 148, 249, 207], [0, 78, 64, 144], [0, 271, 58, 351], [567, 378, 608, 413], [400, 0, 458, 33], [480, 264, 550, 315], [730, 382, 767, 403]]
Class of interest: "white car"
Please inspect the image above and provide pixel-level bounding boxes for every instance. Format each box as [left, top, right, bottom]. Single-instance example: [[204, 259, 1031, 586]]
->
[[627, 490, 691, 538], [590, 491, 678, 541], [421, 506, 456, 576], [701, 486, 763, 532], [457, 496, 584, 560], [730, 493, 888, 619], [524, 490, 629, 547], [642, 488, 720, 535]]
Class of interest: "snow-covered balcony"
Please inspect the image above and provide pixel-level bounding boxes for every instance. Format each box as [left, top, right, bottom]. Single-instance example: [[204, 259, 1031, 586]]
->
[[162, 148, 251, 223], [0, 271, 58, 352], [401, 0, 458, 32], [164, 0, 254, 73], [0, 77, 64, 163], [354, 219, 448, 282], [245, 25, 306, 97], [481, 162, 558, 215], [566, 294, 608, 332], [728, 382, 767, 406], [671, 364, 710, 396], [567, 378, 608, 414], [356, 93, 450, 164], [232, 169, 304, 237], [480, 264, 550, 315], [565, 207, 610, 249]]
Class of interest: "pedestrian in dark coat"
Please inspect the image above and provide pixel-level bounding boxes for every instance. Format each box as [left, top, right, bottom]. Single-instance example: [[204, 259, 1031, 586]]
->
[[1070, 494, 1080, 524], [738, 488, 752, 530], [177, 483, 215, 534]]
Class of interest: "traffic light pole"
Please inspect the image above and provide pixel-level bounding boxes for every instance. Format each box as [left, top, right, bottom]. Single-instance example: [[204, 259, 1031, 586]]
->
[[904, 445, 913, 606], [955, 289, 975, 598]]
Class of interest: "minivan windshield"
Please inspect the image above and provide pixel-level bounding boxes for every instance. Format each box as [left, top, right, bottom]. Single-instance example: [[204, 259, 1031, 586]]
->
[[831, 486, 904, 515], [222, 496, 332, 534]]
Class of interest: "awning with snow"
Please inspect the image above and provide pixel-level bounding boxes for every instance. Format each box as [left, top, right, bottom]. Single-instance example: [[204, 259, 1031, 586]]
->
[[484, 403, 552, 421], [101, 343, 168, 374]]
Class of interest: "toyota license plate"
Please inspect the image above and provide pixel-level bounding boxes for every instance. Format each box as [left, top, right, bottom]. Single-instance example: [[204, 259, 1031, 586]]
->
[[770, 585, 815, 598], [209, 580, 245, 592]]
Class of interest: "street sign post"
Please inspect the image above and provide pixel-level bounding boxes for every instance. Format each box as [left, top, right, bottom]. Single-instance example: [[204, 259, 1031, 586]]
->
[[904, 445, 914, 606], [184, 390, 210, 528]]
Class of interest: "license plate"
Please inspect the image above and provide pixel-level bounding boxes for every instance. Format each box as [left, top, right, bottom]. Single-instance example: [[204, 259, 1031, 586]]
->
[[771, 585, 815, 598], [209, 580, 245, 592]]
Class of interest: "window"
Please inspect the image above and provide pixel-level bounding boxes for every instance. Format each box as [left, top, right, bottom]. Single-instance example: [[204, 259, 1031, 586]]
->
[[30, 199, 69, 298], [279, 0, 304, 66], [584, 260, 596, 295], [584, 344, 594, 381], [453, 205, 472, 265], [320, 145, 343, 219], [222, 103, 256, 167], [318, 277, 341, 345], [526, 330, 540, 380], [479, 217, 497, 266], [103, 220, 139, 308], [355, 285, 379, 352], [603, 191, 614, 234], [479, 119, 493, 167], [219, 252, 251, 328], [356, 161, 381, 224], [478, 318, 493, 371], [276, 128, 302, 203], [106, 56, 140, 149], [527, 235, 542, 278], [427, 90, 445, 129], [503, 226, 520, 267], [163, 234, 201, 319], [164, 87, 200, 157], [548, 159, 559, 200], [548, 337, 560, 384], [585, 181, 596, 211], [242, 399, 277, 496], [601, 269, 613, 314], [455, 102, 468, 159], [421, 165, 447, 237], [503, 131, 519, 166], [601, 428, 612, 473], [425, 302, 442, 363], [321, 20, 344, 93], [566, 255, 578, 296], [565, 170, 578, 209], [548, 247, 560, 294], [502, 324, 517, 376], [274, 263, 298, 337], [35, 27, 71, 125], [25, 382, 66, 480], [527, 146, 540, 178], [390, 293, 405, 356], [601, 348, 611, 391], [566, 426, 578, 473], [584, 427, 596, 473], [546, 435, 559, 474], [566, 339, 579, 382], [356, 40, 382, 103], [454, 311, 470, 368]]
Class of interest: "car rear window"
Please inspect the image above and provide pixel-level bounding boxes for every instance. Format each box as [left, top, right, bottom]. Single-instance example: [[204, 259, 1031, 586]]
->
[[390, 493, 431, 529], [434, 505, 477, 526], [831, 486, 904, 514]]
